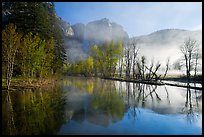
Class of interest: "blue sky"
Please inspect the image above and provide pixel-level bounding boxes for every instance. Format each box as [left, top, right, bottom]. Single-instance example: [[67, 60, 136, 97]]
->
[[55, 2, 202, 37]]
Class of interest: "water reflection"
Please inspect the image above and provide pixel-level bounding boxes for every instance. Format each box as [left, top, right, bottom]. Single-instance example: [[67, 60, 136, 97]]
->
[[2, 77, 202, 135], [62, 78, 125, 127], [61, 77, 202, 129], [2, 85, 67, 135], [182, 83, 201, 125]]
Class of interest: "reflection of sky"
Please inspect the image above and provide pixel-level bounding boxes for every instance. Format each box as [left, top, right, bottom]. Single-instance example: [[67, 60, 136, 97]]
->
[[195, 114, 202, 129], [59, 77, 202, 135], [115, 81, 202, 114], [58, 108, 202, 135]]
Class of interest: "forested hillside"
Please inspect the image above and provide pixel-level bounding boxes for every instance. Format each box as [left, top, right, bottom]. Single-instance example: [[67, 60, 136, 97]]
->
[[2, 2, 66, 89]]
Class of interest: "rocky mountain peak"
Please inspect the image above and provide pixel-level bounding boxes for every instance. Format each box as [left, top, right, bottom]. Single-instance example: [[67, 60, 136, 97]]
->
[[58, 17, 74, 37]]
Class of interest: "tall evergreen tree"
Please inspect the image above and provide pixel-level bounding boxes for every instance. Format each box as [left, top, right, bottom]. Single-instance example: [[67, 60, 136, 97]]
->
[[6, 2, 67, 74], [9, 2, 51, 39], [48, 2, 67, 73]]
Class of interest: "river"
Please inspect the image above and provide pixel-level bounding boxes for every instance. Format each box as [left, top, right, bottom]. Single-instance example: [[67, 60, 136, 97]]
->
[[2, 76, 202, 135]]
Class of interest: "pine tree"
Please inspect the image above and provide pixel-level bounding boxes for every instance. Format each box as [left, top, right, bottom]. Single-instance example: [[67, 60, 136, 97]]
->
[[48, 3, 67, 73], [9, 2, 52, 39], [3, 2, 67, 77]]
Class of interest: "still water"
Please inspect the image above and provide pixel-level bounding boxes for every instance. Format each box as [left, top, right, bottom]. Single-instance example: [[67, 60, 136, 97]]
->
[[2, 76, 202, 135]]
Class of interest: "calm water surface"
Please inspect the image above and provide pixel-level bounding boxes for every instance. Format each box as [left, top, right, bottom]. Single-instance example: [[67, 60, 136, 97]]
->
[[2, 76, 202, 135]]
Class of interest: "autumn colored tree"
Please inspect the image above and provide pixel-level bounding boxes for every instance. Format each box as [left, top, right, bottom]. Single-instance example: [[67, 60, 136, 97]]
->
[[84, 56, 94, 76]]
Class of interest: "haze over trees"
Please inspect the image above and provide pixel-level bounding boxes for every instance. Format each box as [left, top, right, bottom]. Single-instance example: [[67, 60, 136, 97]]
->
[[2, 2, 202, 90], [66, 38, 172, 82], [179, 38, 201, 80]]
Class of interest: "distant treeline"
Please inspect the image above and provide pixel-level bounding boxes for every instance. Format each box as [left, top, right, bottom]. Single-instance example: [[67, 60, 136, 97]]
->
[[65, 39, 170, 81], [65, 37, 201, 82]]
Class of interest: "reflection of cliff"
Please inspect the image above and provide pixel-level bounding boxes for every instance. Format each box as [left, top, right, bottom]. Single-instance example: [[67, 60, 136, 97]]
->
[[2, 86, 67, 135]]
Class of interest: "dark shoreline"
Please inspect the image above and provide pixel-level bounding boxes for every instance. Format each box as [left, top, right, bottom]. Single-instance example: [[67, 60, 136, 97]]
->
[[2, 76, 60, 91], [101, 77, 202, 90], [64, 75, 202, 90]]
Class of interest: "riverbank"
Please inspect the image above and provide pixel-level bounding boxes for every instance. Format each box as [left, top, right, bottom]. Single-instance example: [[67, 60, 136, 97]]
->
[[64, 74, 202, 90], [162, 75, 202, 84], [2, 76, 61, 91], [3, 75, 202, 91], [101, 77, 202, 90], [101, 77, 165, 85]]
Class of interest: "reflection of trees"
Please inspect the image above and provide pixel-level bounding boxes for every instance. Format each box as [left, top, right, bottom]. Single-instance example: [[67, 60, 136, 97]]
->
[[90, 80, 125, 124], [2, 92, 17, 135], [120, 82, 171, 121], [59, 77, 204, 129], [64, 78, 125, 127], [118, 80, 201, 124], [124, 83, 166, 108], [64, 77, 94, 95], [182, 83, 201, 124], [127, 83, 139, 122], [164, 85, 171, 105], [2, 86, 67, 135]]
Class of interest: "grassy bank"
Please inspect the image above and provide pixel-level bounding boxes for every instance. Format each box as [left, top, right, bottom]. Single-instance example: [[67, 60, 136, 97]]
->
[[2, 76, 61, 91]]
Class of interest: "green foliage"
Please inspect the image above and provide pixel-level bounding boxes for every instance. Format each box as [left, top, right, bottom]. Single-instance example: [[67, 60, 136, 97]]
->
[[19, 32, 41, 77], [90, 81, 125, 120], [66, 40, 123, 77], [84, 56, 94, 76], [90, 40, 123, 77], [17, 33, 56, 78], [2, 23, 21, 75], [9, 2, 52, 39], [4, 2, 66, 76], [48, 3, 67, 73], [2, 23, 22, 89], [42, 38, 55, 76], [2, 86, 66, 135]]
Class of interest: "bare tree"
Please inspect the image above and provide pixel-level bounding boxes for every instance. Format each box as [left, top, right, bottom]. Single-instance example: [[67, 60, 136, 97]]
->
[[180, 38, 199, 79], [132, 39, 140, 79], [146, 59, 154, 80], [118, 55, 124, 78], [141, 56, 146, 80], [145, 61, 161, 81], [193, 50, 202, 78], [136, 60, 142, 79], [163, 58, 170, 79], [124, 42, 133, 79]]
